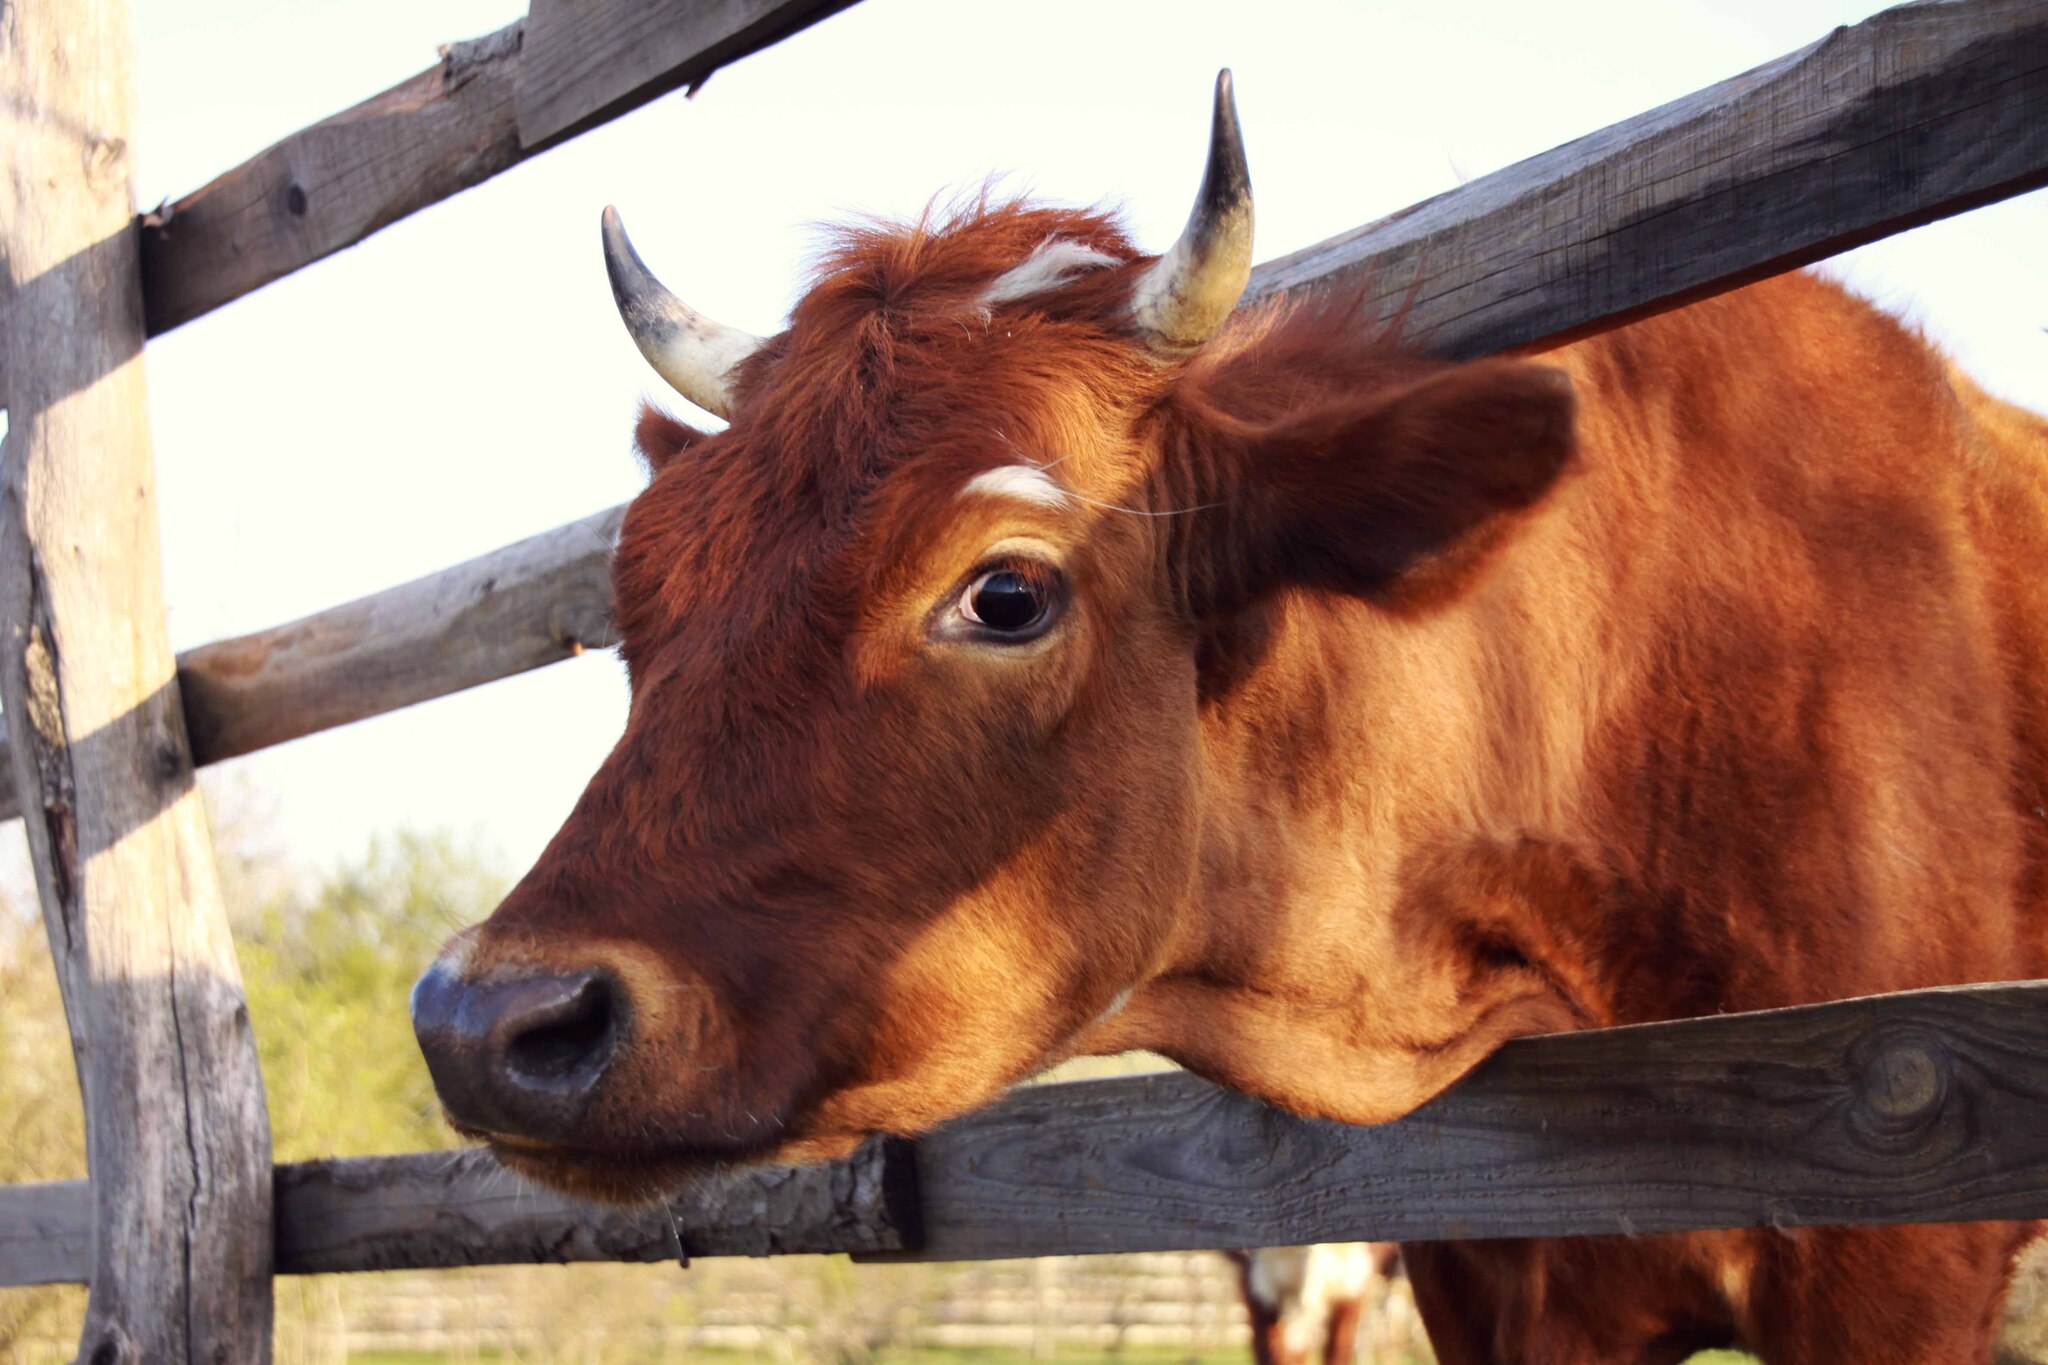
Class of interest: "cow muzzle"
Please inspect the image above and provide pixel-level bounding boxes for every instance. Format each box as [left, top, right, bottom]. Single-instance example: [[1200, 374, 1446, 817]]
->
[[410, 960, 626, 1142]]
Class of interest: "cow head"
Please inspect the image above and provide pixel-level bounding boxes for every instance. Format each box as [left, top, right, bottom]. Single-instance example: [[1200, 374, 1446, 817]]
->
[[413, 73, 1578, 1200]]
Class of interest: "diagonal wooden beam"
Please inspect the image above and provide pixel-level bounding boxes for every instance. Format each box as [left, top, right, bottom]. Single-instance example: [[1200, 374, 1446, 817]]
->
[[137, 0, 859, 336], [1243, 0, 2048, 358], [517, 0, 860, 150], [0, 507, 620, 822]]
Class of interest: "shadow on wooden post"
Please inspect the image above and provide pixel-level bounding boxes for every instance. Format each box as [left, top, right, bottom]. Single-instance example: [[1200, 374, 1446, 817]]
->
[[0, 0, 275, 1359]]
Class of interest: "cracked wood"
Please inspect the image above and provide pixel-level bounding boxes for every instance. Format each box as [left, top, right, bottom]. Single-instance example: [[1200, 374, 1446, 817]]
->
[[0, 0, 274, 1357]]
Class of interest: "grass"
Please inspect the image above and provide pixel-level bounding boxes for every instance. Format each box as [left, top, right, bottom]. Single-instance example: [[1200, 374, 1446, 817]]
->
[[352, 1351, 1756, 1365], [350, 1353, 1263, 1365]]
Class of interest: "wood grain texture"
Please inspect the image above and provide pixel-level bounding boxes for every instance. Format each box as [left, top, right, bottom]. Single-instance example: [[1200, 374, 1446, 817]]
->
[[1, 1137, 917, 1285], [137, 0, 858, 336], [137, 20, 527, 336], [174, 503, 624, 771], [0, 0, 275, 1356], [0, 1181, 89, 1290], [1245, 0, 2048, 357], [12, 984, 2048, 1283], [901, 981, 2048, 1260], [0, 507, 620, 823], [518, 0, 858, 149], [274, 1135, 917, 1274]]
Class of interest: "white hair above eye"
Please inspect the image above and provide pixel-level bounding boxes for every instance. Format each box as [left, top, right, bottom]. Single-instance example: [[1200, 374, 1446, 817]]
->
[[980, 238, 1124, 307], [959, 464, 1069, 508]]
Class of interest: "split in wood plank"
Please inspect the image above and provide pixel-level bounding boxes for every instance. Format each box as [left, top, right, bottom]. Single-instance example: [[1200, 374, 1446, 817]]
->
[[0, 0, 274, 1357]]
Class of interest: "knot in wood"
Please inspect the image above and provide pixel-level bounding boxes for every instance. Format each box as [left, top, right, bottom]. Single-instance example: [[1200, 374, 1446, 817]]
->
[[1853, 1028, 1948, 1129], [82, 134, 128, 191], [85, 1325, 135, 1365]]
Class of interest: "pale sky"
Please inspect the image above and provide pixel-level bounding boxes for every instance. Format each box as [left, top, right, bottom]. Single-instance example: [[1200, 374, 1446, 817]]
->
[[6, 0, 2045, 886]]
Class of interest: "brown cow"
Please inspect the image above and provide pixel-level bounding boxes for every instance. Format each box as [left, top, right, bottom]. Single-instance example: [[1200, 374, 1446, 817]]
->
[[412, 73, 2048, 1363]]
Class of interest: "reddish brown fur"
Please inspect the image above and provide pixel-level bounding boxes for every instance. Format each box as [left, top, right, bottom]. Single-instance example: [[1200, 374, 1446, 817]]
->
[[433, 198, 2048, 1362]]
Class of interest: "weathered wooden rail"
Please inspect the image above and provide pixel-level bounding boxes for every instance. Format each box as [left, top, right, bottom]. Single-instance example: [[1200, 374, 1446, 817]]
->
[[136, 0, 857, 335], [3, 0, 2046, 1357], [10, 979, 2048, 1288]]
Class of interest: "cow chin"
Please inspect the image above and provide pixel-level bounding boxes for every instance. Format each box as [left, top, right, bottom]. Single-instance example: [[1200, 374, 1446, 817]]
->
[[456, 1055, 905, 1211], [479, 1039, 1077, 1205]]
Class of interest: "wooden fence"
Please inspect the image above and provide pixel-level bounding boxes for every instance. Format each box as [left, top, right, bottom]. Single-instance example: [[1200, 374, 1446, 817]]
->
[[1, 0, 2045, 1358]]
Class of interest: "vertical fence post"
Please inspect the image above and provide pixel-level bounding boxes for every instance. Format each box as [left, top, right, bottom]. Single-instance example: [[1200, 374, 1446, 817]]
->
[[0, 0, 275, 1361]]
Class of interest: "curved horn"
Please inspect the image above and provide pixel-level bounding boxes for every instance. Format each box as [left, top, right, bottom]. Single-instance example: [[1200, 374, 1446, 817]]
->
[[601, 206, 763, 419], [1129, 70, 1255, 355]]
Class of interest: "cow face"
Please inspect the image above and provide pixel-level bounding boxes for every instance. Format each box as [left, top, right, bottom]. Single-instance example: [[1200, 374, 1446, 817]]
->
[[413, 76, 1576, 1200]]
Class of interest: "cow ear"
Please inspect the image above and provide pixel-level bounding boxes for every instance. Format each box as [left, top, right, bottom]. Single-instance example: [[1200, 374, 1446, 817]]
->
[[1194, 360, 1577, 615], [634, 404, 712, 476]]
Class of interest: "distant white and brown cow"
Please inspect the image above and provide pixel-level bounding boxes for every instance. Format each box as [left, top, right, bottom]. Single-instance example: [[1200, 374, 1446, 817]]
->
[[1227, 1245, 1405, 1365]]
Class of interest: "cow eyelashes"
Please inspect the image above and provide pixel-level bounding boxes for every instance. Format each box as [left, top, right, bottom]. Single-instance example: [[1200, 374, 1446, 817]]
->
[[942, 558, 1065, 644]]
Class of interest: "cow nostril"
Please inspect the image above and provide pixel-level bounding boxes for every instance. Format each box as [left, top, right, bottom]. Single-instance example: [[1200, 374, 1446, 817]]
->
[[414, 963, 628, 1139], [502, 973, 619, 1087]]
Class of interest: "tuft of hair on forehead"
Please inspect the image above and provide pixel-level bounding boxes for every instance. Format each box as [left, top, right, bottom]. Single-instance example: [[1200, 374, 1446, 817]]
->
[[798, 192, 1140, 323], [981, 238, 1126, 307], [706, 194, 1163, 521]]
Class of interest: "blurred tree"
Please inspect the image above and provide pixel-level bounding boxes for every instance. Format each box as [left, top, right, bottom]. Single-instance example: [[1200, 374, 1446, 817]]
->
[[234, 826, 500, 1162], [0, 791, 503, 1354], [0, 888, 88, 1354]]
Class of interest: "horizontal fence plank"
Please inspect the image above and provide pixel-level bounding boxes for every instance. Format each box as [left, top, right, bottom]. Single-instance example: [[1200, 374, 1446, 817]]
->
[[0, 506, 620, 823], [273, 1133, 917, 1274], [140, 20, 525, 337], [3, 0, 2036, 824], [1246, 0, 2048, 356], [0, 1180, 88, 1290], [136, 0, 858, 336], [1, 1134, 914, 1286], [902, 981, 2048, 1258], [10, 981, 2048, 1284], [174, 506, 622, 772]]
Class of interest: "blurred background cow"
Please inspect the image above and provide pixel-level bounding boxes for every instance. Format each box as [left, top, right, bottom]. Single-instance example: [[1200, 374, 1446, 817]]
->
[[1228, 1245, 1409, 1365]]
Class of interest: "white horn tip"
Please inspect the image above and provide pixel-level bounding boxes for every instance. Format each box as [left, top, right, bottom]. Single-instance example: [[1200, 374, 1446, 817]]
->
[[599, 205, 762, 421], [1131, 69, 1255, 354]]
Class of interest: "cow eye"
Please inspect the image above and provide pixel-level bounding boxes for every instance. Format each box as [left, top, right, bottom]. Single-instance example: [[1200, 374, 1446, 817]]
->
[[957, 563, 1060, 639]]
